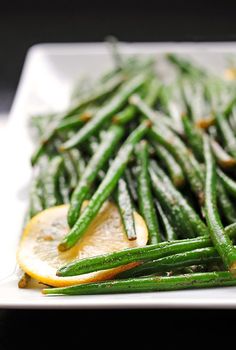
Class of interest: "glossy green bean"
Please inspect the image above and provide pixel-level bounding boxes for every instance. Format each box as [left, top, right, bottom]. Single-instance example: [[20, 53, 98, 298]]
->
[[155, 201, 177, 241], [117, 247, 221, 278], [136, 141, 162, 244], [204, 135, 236, 272], [210, 138, 236, 169], [116, 177, 137, 240], [124, 168, 138, 203], [43, 271, 236, 295], [182, 114, 204, 160], [152, 142, 185, 187], [217, 168, 236, 198], [215, 113, 236, 158], [57, 235, 211, 276], [217, 180, 236, 224], [43, 156, 64, 208]]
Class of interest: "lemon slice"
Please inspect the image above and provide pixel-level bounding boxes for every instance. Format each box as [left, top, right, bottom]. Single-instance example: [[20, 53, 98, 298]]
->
[[17, 201, 148, 287], [224, 68, 236, 81]]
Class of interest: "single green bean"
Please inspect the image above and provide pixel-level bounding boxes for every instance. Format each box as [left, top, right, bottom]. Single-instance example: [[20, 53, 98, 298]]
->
[[152, 142, 185, 187], [124, 168, 138, 203], [204, 135, 236, 272], [43, 271, 236, 295], [217, 168, 236, 198], [43, 156, 64, 208], [217, 180, 236, 224], [182, 114, 204, 160], [116, 177, 137, 240], [215, 113, 236, 158], [58, 174, 70, 204], [136, 141, 162, 244], [155, 201, 177, 241], [28, 173, 44, 219], [57, 236, 212, 277], [210, 138, 236, 169]]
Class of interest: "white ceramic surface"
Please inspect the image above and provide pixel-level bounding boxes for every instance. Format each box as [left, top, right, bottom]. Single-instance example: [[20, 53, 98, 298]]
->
[[1, 42, 236, 309]]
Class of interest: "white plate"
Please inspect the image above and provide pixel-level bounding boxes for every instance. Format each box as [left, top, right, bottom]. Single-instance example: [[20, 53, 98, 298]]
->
[[1, 42, 236, 309]]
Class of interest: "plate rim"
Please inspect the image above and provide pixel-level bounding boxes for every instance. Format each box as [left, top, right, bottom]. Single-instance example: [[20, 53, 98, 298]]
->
[[3, 42, 236, 309]]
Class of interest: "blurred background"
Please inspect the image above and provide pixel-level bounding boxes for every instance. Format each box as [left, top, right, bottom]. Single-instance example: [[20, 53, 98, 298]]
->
[[1, 0, 236, 114], [1, 1, 236, 346]]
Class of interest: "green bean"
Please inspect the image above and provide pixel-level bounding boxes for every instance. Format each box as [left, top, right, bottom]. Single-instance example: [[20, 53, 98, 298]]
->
[[61, 153, 78, 191], [152, 142, 185, 187], [217, 180, 236, 224], [179, 82, 194, 120], [117, 247, 221, 278], [131, 95, 204, 203], [149, 166, 192, 238], [69, 149, 86, 180], [229, 109, 236, 134], [150, 166, 208, 238], [116, 177, 137, 240], [155, 201, 177, 241], [57, 221, 236, 278], [57, 236, 212, 276], [225, 223, 236, 239], [106, 35, 123, 70], [217, 168, 236, 198], [60, 75, 147, 150], [204, 135, 236, 272], [58, 174, 70, 204], [64, 74, 125, 118], [43, 271, 236, 295], [112, 79, 159, 125], [28, 176, 44, 219], [58, 121, 149, 251], [166, 53, 206, 78], [56, 112, 92, 132], [144, 79, 161, 107], [182, 114, 204, 160], [215, 113, 236, 158], [136, 141, 162, 244], [43, 156, 64, 208], [113, 105, 137, 125], [151, 125, 204, 202], [124, 168, 138, 203], [31, 144, 45, 166], [210, 138, 236, 169], [67, 125, 124, 227], [224, 95, 236, 118]]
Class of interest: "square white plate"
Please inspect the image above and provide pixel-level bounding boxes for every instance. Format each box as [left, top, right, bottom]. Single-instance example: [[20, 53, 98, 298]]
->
[[1, 42, 236, 309]]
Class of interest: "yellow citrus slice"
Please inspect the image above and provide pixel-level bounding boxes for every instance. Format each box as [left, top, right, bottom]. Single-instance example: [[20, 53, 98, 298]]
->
[[224, 67, 236, 80], [17, 201, 148, 287]]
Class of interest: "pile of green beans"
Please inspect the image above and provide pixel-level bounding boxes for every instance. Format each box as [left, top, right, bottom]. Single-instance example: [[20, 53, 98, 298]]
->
[[26, 46, 236, 295]]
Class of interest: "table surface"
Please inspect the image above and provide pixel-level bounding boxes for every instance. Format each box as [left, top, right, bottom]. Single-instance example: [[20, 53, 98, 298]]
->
[[1, 4, 236, 345]]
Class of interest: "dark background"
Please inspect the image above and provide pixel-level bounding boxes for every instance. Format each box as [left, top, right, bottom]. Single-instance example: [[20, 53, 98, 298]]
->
[[1, 1, 236, 346], [1, 0, 236, 112]]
